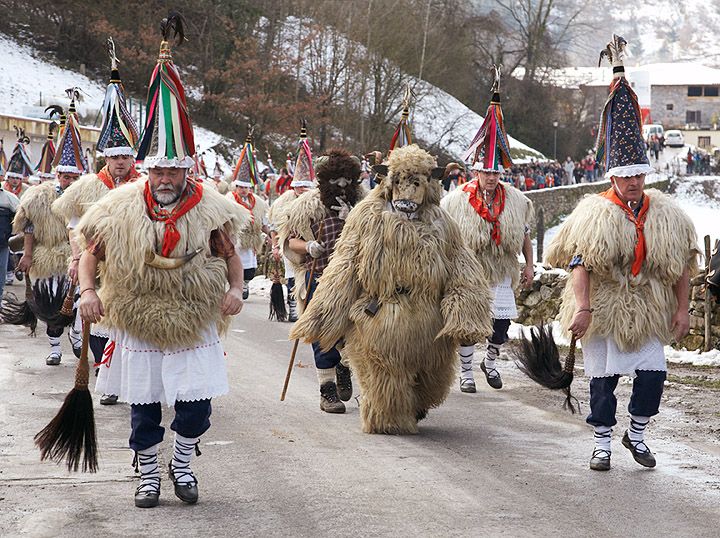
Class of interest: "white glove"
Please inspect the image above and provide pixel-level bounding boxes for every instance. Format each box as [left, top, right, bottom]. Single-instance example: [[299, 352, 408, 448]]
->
[[331, 196, 352, 220], [306, 240, 325, 259]]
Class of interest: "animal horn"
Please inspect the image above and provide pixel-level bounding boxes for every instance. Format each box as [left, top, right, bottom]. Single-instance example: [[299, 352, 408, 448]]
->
[[144, 248, 203, 270]]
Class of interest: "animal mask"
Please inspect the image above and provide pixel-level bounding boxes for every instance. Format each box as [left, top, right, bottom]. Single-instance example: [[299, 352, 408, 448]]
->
[[315, 149, 362, 212]]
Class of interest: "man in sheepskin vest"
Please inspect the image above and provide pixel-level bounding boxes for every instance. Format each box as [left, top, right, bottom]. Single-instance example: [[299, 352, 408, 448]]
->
[[76, 20, 250, 508], [547, 36, 698, 471], [291, 144, 492, 434], [441, 68, 534, 393], [12, 116, 82, 366], [53, 39, 143, 403], [226, 133, 269, 300], [280, 147, 362, 414], [268, 125, 317, 322]]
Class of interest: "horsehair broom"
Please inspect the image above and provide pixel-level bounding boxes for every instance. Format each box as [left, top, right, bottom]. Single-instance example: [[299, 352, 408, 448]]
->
[[31, 274, 76, 327], [280, 220, 325, 401], [35, 320, 98, 472], [512, 324, 579, 414], [0, 274, 38, 335]]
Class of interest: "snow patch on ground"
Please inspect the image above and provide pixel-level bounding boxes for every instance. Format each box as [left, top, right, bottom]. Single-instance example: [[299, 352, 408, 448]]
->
[[666, 347, 720, 368]]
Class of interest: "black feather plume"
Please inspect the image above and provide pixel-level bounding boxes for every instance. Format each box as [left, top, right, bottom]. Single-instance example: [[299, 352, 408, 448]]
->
[[161, 11, 187, 45]]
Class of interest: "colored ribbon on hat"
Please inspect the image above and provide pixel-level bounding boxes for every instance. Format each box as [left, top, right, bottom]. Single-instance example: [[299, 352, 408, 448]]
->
[[97, 165, 142, 190], [144, 178, 203, 257], [463, 180, 505, 245], [600, 187, 649, 276]]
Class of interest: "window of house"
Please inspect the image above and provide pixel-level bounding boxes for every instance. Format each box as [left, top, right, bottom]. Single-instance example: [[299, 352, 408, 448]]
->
[[666, 103, 674, 110], [688, 86, 703, 97], [686, 110, 702, 124], [704, 86, 719, 97], [698, 136, 711, 148]]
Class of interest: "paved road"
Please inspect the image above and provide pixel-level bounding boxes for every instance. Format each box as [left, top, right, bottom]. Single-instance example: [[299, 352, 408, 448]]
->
[[1, 282, 719, 537]]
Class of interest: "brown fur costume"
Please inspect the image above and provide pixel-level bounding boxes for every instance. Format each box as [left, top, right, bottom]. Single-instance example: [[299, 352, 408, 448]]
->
[[290, 145, 492, 434], [12, 182, 71, 280], [441, 182, 533, 288], [546, 188, 698, 351], [76, 179, 250, 349]]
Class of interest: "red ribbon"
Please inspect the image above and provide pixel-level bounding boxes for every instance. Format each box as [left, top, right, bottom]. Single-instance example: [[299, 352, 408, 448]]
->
[[463, 180, 505, 246], [600, 187, 649, 277], [97, 165, 142, 190], [144, 179, 203, 257]]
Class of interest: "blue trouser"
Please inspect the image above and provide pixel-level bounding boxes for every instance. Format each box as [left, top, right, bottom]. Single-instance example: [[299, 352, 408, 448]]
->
[[306, 274, 341, 369], [586, 370, 666, 428], [0, 246, 8, 301], [287, 277, 295, 301], [130, 399, 212, 452], [89, 335, 108, 365], [461, 318, 512, 347]]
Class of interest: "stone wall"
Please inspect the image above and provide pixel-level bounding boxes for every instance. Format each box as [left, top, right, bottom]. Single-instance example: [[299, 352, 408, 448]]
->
[[525, 176, 670, 231]]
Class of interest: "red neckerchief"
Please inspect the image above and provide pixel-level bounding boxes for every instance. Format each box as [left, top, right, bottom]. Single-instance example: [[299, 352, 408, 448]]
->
[[232, 191, 256, 224], [463, 180, 505, 246], [3, 181, 22, 197], [97, 165, 142, 190], [144, 179, 203, 257], [600, 187, 649, 277]]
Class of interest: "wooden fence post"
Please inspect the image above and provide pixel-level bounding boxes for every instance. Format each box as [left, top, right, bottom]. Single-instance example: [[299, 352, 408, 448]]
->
[[536, 207, 545, 263], [704, 235, 712, 352]]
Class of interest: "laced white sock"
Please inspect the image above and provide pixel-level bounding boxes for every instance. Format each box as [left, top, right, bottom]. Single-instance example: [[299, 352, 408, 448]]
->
[[134, 444, 160, 494], [484, 342, 501, 378], [628, 415, 651, 452], [459, 345, 475, 381], [172, 434, 199, 486], [316, 367, 336, 386], [48, 336, 61, 355], [593, 425, 612, 453]]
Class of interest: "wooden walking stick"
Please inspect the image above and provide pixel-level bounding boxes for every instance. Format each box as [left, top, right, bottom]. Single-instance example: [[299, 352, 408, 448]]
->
[[35, 320, 98, 472], [280, 221, 324, 401]]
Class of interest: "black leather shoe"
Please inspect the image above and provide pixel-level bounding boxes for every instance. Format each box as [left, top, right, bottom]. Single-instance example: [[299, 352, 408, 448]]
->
[[589, 448, 611, 471], [460, 378, 476, 393], [480, 362, 503, 389], [335, 364, 353, 401], [169, 462, 199, 504], [100, 394, 118, 405], [622, 431, 656, 468], [134, 487, 160, 508]]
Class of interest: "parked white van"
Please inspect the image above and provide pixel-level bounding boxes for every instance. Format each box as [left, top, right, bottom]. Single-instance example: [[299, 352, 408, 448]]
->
[[642, 124, 664, 141]]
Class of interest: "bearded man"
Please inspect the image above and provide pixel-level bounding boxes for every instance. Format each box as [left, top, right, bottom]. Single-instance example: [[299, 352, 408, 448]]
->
[[76, 18, 249, 508]]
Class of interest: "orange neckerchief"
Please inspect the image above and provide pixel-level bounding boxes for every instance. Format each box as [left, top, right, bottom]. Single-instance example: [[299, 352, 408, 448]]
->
[[463, 180, 505, 245], [3, 180, 22, 197], [97, 165, 142, 190], [600, 187, 649, 276], [232, 190, 256, 212], [144, 179, 203, 257]]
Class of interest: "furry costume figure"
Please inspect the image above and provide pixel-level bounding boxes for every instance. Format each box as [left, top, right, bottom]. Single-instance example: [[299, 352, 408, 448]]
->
[[12, 182, 71, 280], [76, 179, 249, 349], [547, 188, 698, 351], [290, 145, 492, 433], [267, 189, 299, 246], [441, 182, 533, 288]]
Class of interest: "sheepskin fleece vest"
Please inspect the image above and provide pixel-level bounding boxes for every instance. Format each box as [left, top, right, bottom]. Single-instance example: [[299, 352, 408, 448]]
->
[[13, 182, 70, 280], [278, 189, 330, 309], [76, 180, 249, 349], [52, 172, 146, 223], [267, 189, 298, 231], [226, 192, 268, 252], [441, 183, 533, 287], [546, 188, 698, 351]]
